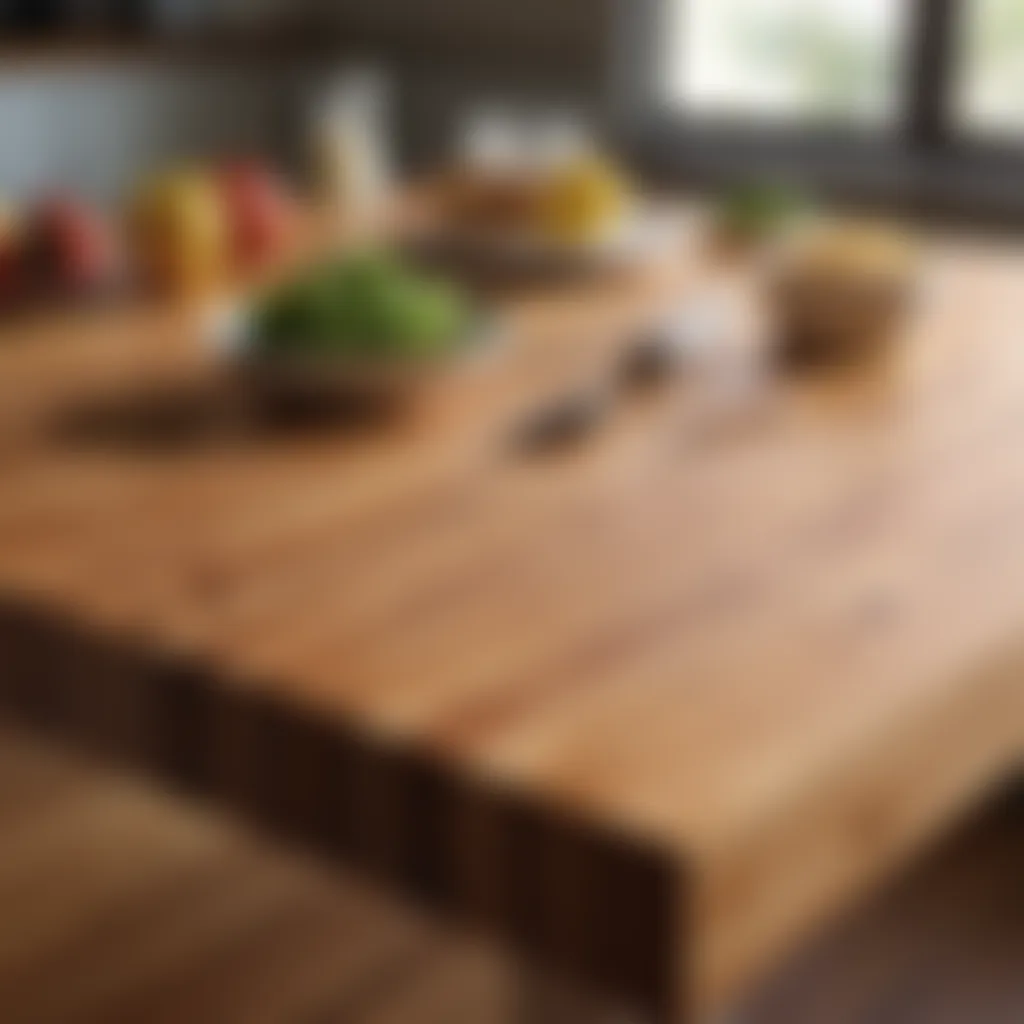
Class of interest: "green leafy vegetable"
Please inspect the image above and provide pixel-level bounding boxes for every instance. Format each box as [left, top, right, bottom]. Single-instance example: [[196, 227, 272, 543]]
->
[[718, 181, 810, 241], [252, 251, 473, 361]]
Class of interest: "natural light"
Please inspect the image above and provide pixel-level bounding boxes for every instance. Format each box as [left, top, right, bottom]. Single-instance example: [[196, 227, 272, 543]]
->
[[662, 0, 912, 127], [957, 0, 1024, 137]]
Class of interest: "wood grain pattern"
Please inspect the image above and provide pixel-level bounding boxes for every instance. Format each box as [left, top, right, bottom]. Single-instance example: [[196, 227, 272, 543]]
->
[[0, 721, 1018, 1024], [0, 720, 521, 1024], [0, 226, 1022, 1020]]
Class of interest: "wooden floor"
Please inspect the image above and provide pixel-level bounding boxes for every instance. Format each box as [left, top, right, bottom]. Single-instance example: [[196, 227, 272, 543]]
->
[[0, 720, 1019, 1024], [730, 792, 1024, 1024]]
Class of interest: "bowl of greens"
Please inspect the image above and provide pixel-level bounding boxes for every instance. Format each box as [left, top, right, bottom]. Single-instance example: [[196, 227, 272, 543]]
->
[[713, 181, 812, 254], [219, 250, 501, 400]]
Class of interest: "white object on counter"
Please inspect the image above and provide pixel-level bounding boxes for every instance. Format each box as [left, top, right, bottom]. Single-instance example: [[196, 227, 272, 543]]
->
[[311, 70, 393, 220]]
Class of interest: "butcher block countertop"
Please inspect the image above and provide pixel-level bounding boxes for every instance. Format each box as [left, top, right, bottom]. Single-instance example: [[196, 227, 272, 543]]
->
[[0, 223, 1021, 1022]]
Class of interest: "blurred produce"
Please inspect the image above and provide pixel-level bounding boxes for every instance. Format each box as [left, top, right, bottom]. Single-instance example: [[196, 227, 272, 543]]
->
[[714, 181, 810, 251], [252, 251, 472, 362], [772, 220, 918, 367], [0, 202, 24, 307], [443, 167, 542, 235], [443, 109, 633, 248], [443, 148, 634, 251], [538, 155, 631, 244], [216, 159, 299, 268], [23, 196, 121, 297], [129, 168, 228, 298]]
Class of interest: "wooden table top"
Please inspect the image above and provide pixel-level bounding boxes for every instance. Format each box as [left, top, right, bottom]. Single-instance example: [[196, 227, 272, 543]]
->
[[0, 226, 1021, 1022]]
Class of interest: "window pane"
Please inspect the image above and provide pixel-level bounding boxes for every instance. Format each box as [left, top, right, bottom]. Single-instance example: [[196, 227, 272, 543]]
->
[[955, 0, 1024, 137], [662, 0, 911, 128]]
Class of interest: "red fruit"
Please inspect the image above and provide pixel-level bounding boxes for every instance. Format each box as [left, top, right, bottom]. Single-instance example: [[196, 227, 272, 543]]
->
[[217, 161, 297, 267], [27, 197, 119, 294], [0, 216, 23, 308], [0, 251, 22, 308]]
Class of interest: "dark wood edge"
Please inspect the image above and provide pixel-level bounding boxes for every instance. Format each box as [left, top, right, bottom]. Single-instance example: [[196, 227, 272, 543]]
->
[[0, 595, 685, 1023]]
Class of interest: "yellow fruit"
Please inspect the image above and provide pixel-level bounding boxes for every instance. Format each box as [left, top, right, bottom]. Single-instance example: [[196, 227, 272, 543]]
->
[[0, 200, 19, 244], [129, 169, 229, 297], [538, 157, 631, 244]]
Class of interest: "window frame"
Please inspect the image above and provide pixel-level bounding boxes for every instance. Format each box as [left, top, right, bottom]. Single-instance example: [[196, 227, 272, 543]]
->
[[612, 0, 1024, 221]]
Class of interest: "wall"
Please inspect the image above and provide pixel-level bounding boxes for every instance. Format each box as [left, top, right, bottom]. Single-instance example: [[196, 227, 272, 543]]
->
[[0, 63, 292, 204], [324, 0, 615, 167], [0, 0, 615, 203]]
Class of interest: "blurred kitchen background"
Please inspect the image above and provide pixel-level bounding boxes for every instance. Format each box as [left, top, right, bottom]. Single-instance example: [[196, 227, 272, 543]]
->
[[0, 0, 606, 200], [2, 1, 1024, 209]]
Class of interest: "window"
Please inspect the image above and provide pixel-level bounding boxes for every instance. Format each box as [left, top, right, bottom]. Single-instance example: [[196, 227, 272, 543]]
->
[[955, 0, 1024, 138], [663, 0, 912, 129], [620, 0, 1024, 215]]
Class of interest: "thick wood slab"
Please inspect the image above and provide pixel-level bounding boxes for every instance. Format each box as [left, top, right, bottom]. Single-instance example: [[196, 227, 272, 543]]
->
[[0, 722, 1018, 1024], [0, 236, 1022, 1020]]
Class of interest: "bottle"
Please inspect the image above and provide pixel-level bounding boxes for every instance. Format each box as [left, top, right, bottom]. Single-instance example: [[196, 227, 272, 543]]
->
[[310, 70, 393, 223]]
